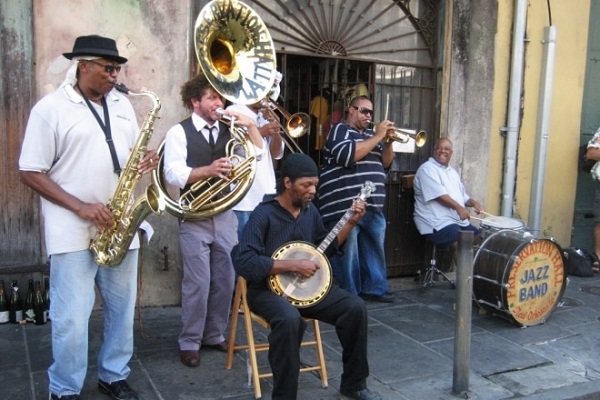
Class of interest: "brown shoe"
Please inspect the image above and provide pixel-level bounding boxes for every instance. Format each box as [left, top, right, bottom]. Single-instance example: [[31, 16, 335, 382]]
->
[[203, 341, 228, 352], [180, 350, 200, 367]]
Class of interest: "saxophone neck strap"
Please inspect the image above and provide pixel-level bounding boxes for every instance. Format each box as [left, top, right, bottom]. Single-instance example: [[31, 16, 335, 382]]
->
[[77, 84, 121, 176]]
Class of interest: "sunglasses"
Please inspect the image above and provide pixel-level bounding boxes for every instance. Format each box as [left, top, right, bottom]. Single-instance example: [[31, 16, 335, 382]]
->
[[85, 59, 122, 74], [352, 106, 373, 116]]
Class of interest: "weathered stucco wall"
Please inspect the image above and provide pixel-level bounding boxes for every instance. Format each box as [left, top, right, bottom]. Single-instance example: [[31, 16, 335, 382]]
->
[[33, 0, 197, 306], [441, 0, 497, 210]]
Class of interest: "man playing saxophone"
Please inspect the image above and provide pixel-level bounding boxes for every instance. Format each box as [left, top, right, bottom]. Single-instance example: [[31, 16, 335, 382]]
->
[[162, 73, 265, 368], [19, 35, 155, 400]]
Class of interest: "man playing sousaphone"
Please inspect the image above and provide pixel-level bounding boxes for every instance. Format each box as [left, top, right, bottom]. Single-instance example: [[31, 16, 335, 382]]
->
[[233, 153, 383, 400], [162, 73, 265, 368]]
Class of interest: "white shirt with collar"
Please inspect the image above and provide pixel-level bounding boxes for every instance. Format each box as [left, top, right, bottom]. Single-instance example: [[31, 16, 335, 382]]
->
[[413, 156, 472, 234], [163, 112, 264, 190], [18, 84, 139, 254]]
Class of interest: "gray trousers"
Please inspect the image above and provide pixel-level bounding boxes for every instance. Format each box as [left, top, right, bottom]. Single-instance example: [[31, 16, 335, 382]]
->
[[178, 210, 237, 350]]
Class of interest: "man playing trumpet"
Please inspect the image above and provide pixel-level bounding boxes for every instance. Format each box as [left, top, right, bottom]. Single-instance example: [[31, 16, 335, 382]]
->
[[318, 96, 395, 303]]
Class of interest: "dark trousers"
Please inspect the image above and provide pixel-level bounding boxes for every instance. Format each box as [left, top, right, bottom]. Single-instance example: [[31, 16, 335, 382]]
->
[[248, 285, 369, 400]]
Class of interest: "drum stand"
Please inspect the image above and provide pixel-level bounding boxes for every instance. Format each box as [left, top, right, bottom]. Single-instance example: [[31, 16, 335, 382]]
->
[[421, 242, 455, 291]]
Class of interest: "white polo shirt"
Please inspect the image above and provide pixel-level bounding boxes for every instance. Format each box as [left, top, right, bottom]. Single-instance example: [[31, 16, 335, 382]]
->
[[19, 84, 140, 255]]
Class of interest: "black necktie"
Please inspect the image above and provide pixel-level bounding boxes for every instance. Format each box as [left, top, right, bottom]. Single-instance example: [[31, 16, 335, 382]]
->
[[207, 126, 216, 146]]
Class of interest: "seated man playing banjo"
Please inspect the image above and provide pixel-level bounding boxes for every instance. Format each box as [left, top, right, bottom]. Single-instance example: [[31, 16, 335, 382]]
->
[[232, 153, 383, 400]]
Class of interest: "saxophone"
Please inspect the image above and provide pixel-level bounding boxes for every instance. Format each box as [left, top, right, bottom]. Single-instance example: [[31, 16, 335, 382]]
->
[[89, 83, 165, 267]]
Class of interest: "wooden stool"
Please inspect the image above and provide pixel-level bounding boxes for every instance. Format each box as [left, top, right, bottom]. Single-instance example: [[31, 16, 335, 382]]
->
[[225, 277, 328, 399]]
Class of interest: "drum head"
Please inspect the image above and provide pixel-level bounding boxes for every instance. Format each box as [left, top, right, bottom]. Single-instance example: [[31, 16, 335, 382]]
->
[[480, 216, 524, 230], [473, 230, 566, 326], [270, 242, 332, 307]]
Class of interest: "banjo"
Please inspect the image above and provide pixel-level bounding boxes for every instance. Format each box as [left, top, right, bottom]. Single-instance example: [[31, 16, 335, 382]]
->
[[268, 181, 375, 307]]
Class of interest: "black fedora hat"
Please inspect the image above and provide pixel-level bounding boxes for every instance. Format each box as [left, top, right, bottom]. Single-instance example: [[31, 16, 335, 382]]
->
[[63, 35, 127, 64]]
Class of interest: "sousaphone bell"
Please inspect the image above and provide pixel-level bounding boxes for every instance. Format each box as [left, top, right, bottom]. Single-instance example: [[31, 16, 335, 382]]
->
[[194, 0, 277, 104]]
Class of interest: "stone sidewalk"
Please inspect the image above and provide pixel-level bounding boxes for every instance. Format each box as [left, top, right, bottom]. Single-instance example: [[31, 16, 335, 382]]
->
[[3, 273, 600, 399]]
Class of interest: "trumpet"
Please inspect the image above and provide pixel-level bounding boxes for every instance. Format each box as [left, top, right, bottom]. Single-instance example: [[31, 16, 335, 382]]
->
[[380, 125, 427, 148], [260, 99, 311, 153]]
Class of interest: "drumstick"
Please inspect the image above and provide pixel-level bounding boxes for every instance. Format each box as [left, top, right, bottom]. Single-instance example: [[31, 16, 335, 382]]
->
[[480, 210, 496, 217]]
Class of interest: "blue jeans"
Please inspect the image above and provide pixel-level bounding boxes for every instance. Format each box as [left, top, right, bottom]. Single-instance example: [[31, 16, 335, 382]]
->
[[48, 249, 138, 397], [328, 209, 389, 296], [234, 210, 251, 238]]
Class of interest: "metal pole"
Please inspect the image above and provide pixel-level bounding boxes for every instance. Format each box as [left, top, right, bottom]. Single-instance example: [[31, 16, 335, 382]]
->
[[528, 26, 557, 235], [452, 230, 474, 396], [501, 0, 528, 216]]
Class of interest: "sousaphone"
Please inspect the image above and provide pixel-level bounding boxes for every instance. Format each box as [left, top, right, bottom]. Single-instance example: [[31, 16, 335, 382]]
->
[[151, 0, 278, 220], [269, 181, 376, 307]]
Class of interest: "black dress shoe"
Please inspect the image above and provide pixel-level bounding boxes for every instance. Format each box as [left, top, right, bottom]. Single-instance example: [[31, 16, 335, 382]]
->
[[180, 349, 200, 367], [50, 394, 80, 400], [203, 340, 229, 352], [98, 379, 139, 400], [340, 388, 383, 400], [360, 293, 395, 303]]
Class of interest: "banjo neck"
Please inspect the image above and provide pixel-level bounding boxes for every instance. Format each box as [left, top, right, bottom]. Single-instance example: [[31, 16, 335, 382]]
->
[[317, 210, 353, 254], [316, 181, 375, 254]]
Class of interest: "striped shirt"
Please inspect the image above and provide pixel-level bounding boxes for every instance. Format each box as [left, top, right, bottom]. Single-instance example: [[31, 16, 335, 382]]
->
[[318, 122, 387, 224]]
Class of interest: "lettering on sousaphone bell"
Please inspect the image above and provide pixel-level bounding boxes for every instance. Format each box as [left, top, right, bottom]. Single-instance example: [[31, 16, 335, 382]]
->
[[194, 0, 277, 104]]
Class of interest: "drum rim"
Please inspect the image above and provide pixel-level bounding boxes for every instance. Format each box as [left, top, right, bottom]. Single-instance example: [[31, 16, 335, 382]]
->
[[480, 216, 525, 230]]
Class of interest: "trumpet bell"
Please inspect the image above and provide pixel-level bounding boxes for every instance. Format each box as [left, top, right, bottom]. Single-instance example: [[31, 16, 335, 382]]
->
[[413, 130, 427, 147], [195, 0, 277, 104], [385, 128, 427, 148]]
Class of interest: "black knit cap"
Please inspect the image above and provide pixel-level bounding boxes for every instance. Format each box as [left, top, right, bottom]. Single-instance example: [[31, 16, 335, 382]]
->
[[63, 35, 128, 64], [280, 153, 319, 181]]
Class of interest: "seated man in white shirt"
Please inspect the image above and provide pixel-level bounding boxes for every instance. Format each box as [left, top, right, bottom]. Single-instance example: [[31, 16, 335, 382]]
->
[[413, 138, 483, 268]]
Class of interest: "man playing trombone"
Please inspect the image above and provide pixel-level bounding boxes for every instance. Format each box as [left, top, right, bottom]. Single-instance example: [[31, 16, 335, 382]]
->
[[227, 73, 285, 236]]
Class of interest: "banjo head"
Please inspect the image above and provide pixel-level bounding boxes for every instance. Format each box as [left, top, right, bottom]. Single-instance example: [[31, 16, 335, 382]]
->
[[269, 242, 332, 307]]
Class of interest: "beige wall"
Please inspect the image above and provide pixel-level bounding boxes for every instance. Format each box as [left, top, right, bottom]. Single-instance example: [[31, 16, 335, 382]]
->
[[33, 0, 197, 306], [486, 0, 590, 246]]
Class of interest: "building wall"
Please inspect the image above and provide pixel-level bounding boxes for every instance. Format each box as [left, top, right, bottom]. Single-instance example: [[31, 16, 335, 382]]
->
[[10, 0, 593, 306], [490, 0, 590, 246], [31, 0, 196, 306]]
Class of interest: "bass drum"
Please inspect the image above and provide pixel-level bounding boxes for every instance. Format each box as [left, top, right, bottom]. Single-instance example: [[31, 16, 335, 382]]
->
[[473, 230, 566, 326], [269, 242, 332, 308]]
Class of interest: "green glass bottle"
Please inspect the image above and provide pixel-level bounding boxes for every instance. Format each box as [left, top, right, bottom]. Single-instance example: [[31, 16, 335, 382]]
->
[[9, 280, 23, 324], [43, 277, 50, 321], [33, 280, 47, 325], [0, 280, 9, 324], [24, 279, 35, 322]]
